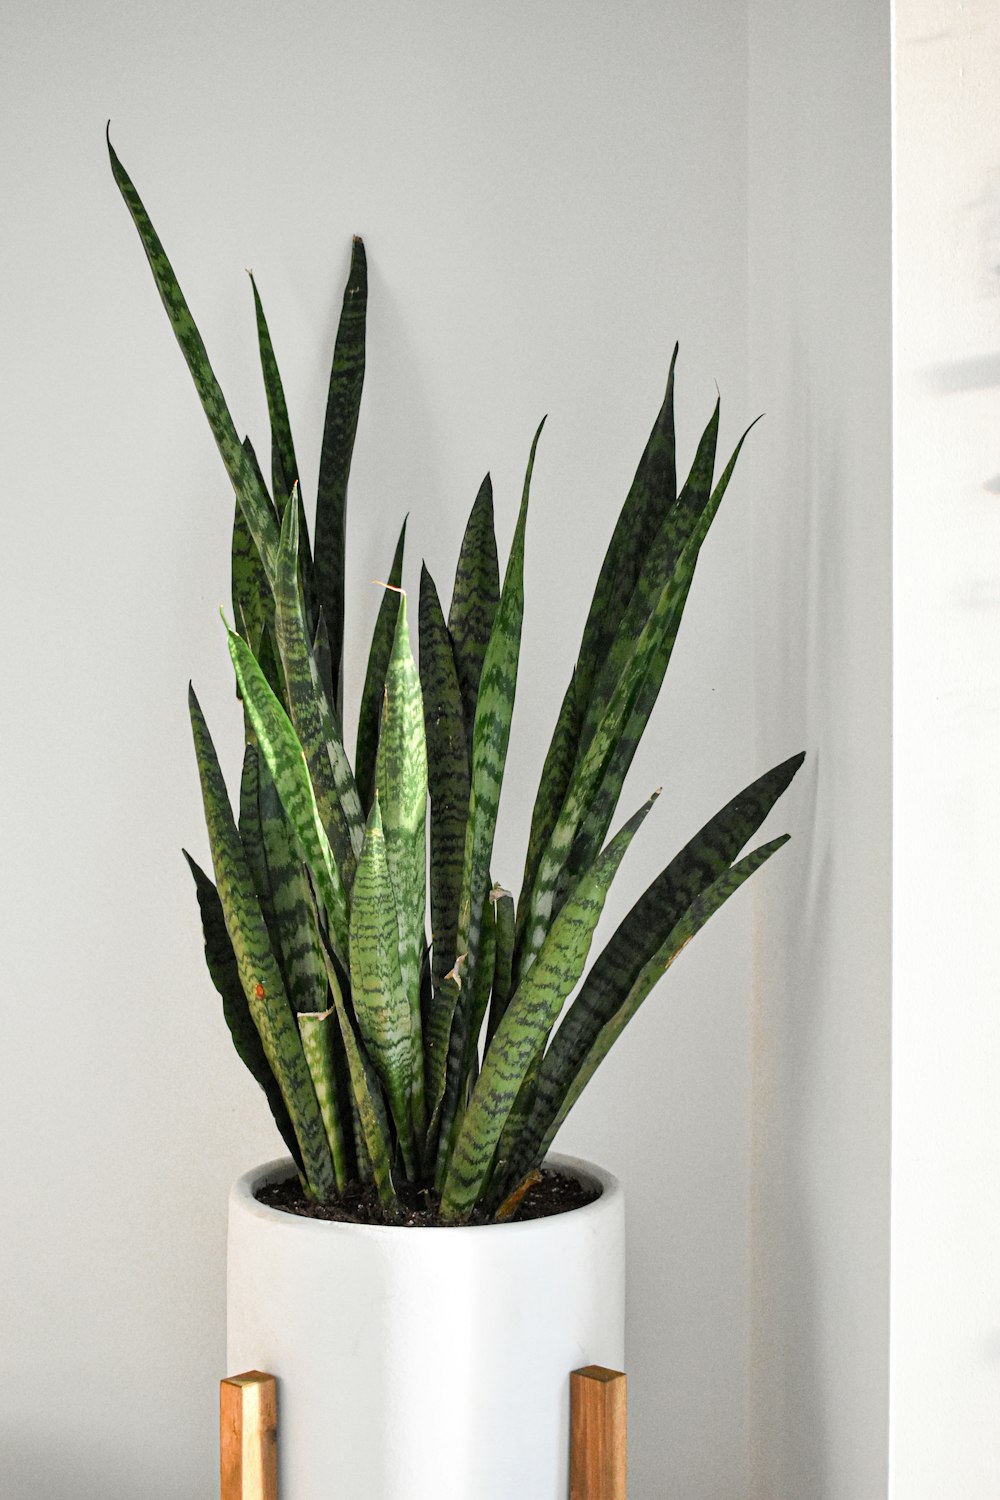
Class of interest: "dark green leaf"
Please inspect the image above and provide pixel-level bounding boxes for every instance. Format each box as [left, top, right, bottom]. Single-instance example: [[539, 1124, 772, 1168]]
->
[[314, 237, 367, 715], [355, 518, 406, 813]]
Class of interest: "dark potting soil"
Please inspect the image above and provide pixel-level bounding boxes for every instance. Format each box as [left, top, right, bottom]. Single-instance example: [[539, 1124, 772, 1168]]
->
[[256, 1167, 599, 1228]]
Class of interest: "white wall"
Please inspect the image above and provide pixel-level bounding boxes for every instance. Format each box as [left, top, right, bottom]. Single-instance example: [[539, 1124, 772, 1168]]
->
[[747, 3, 893, 1496], [891, 4, 1000, 1495], [1, 4, 761, 1497]]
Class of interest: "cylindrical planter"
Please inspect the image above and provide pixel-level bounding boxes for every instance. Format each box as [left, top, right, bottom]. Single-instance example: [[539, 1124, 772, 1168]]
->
[[227, 1153, 625, 1500]]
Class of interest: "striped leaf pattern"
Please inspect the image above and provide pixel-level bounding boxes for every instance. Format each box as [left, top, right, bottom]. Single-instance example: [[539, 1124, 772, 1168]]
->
[[440, 793, 657, 1221], [227, 628, 350, 961], [315, 237, 367, 714], [448, 474, 500, 750], [183, 850, 303, 1173], [427, 421, 545, 1141], [108, 135, 279, 577], [114, 149, 804, 1219], [348, 799, 417, 1175], [355, 519, 407, 813], [188, 687, 335, 1198], [250, 274, 299, 510], [273, 496, 363, 884], [374, 595, 428, 1143], [499, 837, 792, 1196], [418, 564, 469, 994], [298, 1008, 349, 1190], [317, 938, 398, 1209]]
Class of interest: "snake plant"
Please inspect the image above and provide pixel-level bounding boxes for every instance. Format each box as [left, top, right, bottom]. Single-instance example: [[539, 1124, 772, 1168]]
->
[[110, 134, 804, 1223]]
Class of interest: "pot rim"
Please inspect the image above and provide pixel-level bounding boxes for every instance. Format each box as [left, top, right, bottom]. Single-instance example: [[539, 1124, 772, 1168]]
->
[[230, 1152, 622, 1238]]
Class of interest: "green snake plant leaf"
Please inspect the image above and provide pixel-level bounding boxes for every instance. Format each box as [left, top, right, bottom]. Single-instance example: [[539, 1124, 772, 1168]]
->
[[418, 563, 469, 994], [516, 416, 755, 979], [255, 753, 330, 1016], [576, 398, 719, 758], [297, 1008, 349, 1191], [232, 441, 273, 661], [425, 420, 544, 1143], [107, 134, 280, 577], [573, 344, 678, 717], [237, 744, 279, 954], [486, 885, 515, 1048], [448, 474, 500, 750], [274, 495, 364, 884], [188, 686, 335, 1198], [348, 798, 418, 1175], [439, 790, 657, 1221], [561, 417, 759, 895], [355, 518, 407, 813], [183, 850, 304, 1174], [513, 671, 580, 958], [374, 594, 428, 1143], [314, 236, 367, 715], [315, 935, 398, 1208], [227, 627, 350, 962], [250, 273, 299, 510], [502, 835, 792, 1197], [496, 754, 805, 1194]]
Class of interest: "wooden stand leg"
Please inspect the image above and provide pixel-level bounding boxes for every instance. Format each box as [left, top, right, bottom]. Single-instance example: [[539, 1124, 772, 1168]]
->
[[570, 1365, 627, 1499], [220, 1372, 277, 1500]]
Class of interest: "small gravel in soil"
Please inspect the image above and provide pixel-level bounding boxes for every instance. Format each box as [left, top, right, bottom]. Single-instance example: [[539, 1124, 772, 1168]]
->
[[256, 1168, 599, 1227]]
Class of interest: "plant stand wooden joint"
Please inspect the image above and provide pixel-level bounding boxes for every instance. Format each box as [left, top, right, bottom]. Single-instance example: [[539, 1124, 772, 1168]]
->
[[219, 1363, 626, 1499]]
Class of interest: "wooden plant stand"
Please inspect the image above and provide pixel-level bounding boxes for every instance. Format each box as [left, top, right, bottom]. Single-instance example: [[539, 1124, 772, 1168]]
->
[[221, 1364, 627, 1499]]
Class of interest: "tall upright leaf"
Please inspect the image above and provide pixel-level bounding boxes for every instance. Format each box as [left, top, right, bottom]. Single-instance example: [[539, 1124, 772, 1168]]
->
[[188, 687, 335, 1198], [573, 345, 678, 717], [250, 273, 299, 509], [374, 594, 428, 1142], [256, 754, 330, 1017], [355, 518, 407, 812], [314, 237, 367, 714], [440, 792, 657, 1221], [183, 850, 303, 1174], [348, 799, 417, 1175], [418, 564, 469, 993], [273, 497, 364, 884], [561, 420, 758, 894], [425, 420, 544, 1137], [227, 628, 350, 961], [448, 474, 500, 750], [297, 1008, 349, 1191], [107, 135, 279, 576]]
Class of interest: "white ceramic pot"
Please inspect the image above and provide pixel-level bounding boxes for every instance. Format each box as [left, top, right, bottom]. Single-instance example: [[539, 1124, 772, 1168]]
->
[[227, 1153, 625, 1500]]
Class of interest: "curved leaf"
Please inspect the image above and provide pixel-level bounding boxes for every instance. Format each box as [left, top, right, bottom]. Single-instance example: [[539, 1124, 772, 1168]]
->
[[448, 474, 499, 750], [188, 687, 335, 1198], [227, 629, 350, 961], [440, 791, 657, 1221], [108, 134, 279, 576]]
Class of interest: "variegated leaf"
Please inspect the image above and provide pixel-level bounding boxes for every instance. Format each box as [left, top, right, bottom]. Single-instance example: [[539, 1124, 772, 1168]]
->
[[355, 518, 406, 812], [108, 135, 279, 576], [374, 593, 428, 1143], [448, 474, 500, 751], [314, 237, 367, 715], [183, 850, 303, 1174], [440, 791, 657, 1221], [188, 687, 335, 1198], [274, 496, 364, 884], [227, 628, 350, 961], [348, 799, 417, 1175]]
